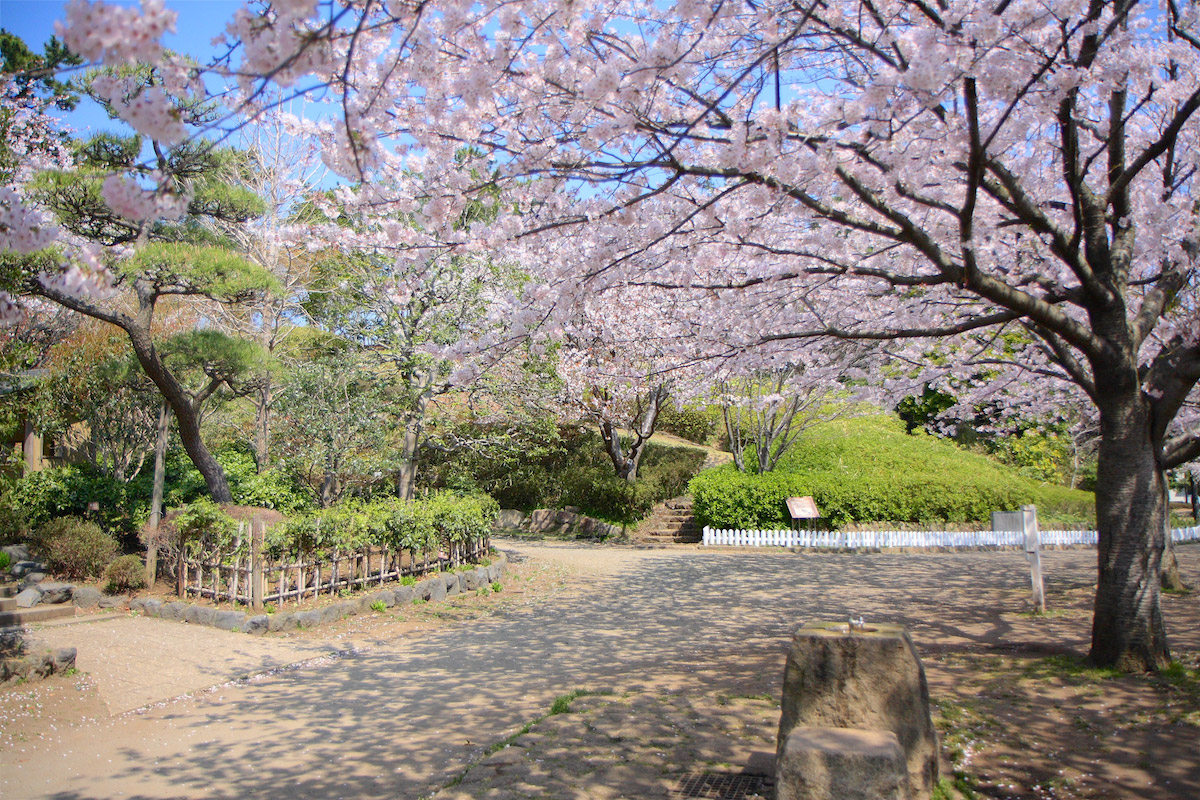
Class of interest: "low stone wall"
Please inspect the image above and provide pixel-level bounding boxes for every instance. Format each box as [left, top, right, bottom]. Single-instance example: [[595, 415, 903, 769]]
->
[[495, 508, 624, 540], [129, 554, 508, 635], [0, 631, 76, 686]]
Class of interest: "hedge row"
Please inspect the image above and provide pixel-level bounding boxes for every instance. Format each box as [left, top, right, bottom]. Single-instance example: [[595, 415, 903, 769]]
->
[[175, 493, 498, 563], [690, 416, 1096, 528]]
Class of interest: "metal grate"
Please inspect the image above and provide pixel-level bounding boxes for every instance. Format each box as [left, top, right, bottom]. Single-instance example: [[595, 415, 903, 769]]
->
[[669, 772, 770, 800]]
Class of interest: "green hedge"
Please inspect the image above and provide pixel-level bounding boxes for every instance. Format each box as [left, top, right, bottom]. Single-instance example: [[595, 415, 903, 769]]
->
[[221, 493, 499, 562], [690, 416, 1096, 528]]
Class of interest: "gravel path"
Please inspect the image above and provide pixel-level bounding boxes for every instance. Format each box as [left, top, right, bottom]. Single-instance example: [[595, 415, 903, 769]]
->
[[0, 542, 1188, 800]]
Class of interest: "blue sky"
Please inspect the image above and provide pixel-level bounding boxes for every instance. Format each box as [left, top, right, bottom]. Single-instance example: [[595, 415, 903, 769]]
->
[[1, 0, 244, 134]]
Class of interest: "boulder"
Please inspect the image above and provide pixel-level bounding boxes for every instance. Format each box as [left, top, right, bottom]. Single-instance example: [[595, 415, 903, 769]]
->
[[464, 568, 484, 591], [295, 609, 321, 628], [37, 583, 73, 604], [12, 560, 42, 578], [160, 602, 188, 621], [493, 509, 526, 531], [98, 594, 128, 609], [51, 647, 77, 672], [777, 727, 908, 800], [427, 576, 447, 602], [1, 544, 31, 563], [777, 622, 939, 800], [22, 571, 47, 585], [73, 587, 103, 609], [243, 615, 270, 635], [269, 613, 298, 632], [15, 587, 41, 608], [443, 572, 461, 596], [140, 599, 164, 617], [319, 604, 345, 624], [393, 585, 414, 605], [213, 610, 247, 631], [184, 605, 217, 626], [375, 589, 396, 608]]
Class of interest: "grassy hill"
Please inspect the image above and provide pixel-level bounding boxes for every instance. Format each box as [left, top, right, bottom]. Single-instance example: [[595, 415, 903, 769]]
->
[[690, 415, 1095, 529]]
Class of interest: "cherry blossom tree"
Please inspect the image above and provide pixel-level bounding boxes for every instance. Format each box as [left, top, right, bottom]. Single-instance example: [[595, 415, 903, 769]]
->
[[22, 0, 1200, 672]]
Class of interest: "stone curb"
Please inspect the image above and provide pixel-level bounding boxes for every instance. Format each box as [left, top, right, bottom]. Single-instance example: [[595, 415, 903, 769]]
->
[[126, 553, 508, 635]]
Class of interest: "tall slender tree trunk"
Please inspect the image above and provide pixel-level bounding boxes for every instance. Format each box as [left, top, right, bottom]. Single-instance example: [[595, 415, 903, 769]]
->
[[397, 416, 422, 501], [1160, 476, 1188, 592], [144, 401, 171, 586], [1089, 389, 1171, 671], [126, 326, 233, 503], [253, 378, 273, 472]]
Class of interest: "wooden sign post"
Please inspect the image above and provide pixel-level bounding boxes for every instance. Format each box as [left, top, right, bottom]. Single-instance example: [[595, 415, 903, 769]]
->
[[1021, 504, 1045, 614]]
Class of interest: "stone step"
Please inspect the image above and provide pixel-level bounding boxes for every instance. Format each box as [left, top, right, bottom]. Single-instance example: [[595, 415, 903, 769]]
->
[[0, 583, 18, 599], [0, 596, 16, 612], [0, 604, 77, 627]]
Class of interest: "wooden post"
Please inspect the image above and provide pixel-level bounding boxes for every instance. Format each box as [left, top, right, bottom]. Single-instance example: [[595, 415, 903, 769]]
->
[[176, 532, 187, 597], [1022, 504, 1045, 613], [22, 419, 43, 474], [251, 515, 264, 612]]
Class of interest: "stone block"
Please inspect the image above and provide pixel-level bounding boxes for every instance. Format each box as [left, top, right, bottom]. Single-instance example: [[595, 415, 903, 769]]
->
[[141, 599, 164, 617], [99, 594, 128, 609], [376, 589, 396, 607], [213, 610, 247, 631], [268, 613, 297, 632], [73, 587, 103, 609], [184, 605, 217, 626], [319, 604, 345, 624], [777, 727, 908, 800], [160, 602, 188, 621], [393, 585, 414, 605], [778, 622, 938, 800], [243, 615, 270, 635], [444, 572, 461, 595], [296, 609, 321, 628], [464, 568, 484, 591], [15, 587, 41, 608]]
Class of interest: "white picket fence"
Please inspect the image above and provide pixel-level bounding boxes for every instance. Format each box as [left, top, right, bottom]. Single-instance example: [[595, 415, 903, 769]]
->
[[701, 525, 1200, 550]]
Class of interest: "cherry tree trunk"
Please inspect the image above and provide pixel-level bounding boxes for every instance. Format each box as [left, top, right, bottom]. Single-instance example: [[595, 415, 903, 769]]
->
[[396, 417, 421, 501], [1089, 392, 1171, 671]]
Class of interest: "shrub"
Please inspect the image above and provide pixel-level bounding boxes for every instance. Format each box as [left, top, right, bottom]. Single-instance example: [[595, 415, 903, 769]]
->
[[656, 404, 719, 445], [33, 516, 118, 580], [104, 554, 146, 593], [0, 551, 10, 571], [690, 416, 1096, 528]]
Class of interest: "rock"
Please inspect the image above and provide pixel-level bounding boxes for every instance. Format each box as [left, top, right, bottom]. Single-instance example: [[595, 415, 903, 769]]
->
[[22, 571, 47, 585], [12, 560, 41, 578], [73, 587, 103, 609], [295, 610, 321, 628], [128, 597, 147, 612], [37, 583, 73, 604], [51, 647, 76, 672], [1, 544, 31, 562], [319, 604, 345, 624], [184, 605, 217, 626], [464, 568, 483, 591], [393, 585, 414, 605], [160, 602, 188, 621], [99, 594, 128, 609], [777, 622, 939, 800], [15, 587, 41, 608], [19, 653, 52, 680], [268, 613, 298, 632], [487, 563, 501, 583], [243, 615, 270, 635], [444, 572, 461, 596], [141, 599, 164, 617], [777, 727, 908, 800], [494, 509, 526, 530], [426, 576, 447, 602], [213, 610, 247, 631], [375, 590, 396, 607]]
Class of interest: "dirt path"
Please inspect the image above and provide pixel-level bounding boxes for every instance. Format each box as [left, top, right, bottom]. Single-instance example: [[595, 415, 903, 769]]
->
[[1, 542, 1197, 800]]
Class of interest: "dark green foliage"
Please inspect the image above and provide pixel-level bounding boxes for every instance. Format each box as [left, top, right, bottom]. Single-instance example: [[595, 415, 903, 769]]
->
[[690, 416, 1096, 528], [32, 516, 118, 580], [896, 386, 957, 434], [426, 427, 706, 523], [4, 465, 145, 541], [103, 554, 146, 593], [655, 404, 719, 445]]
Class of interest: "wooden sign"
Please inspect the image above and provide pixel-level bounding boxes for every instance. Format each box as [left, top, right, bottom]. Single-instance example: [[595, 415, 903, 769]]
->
[[786, 496, 821, 520]]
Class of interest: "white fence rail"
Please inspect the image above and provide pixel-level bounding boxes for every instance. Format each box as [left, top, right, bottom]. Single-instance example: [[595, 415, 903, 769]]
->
[[701, 525, 1200, 550]]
